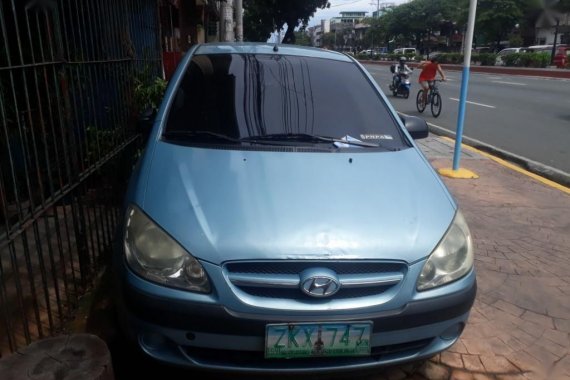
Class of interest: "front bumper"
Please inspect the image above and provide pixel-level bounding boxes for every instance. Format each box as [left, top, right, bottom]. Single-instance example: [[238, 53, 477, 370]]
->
[[114, 255, 476, 373]]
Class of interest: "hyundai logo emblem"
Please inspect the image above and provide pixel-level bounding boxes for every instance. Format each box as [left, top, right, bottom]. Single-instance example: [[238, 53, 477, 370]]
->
[[300, 269, 340, 298]]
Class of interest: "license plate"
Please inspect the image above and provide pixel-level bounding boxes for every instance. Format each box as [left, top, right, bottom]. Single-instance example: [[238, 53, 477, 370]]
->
[[265, 322, 372, 359]]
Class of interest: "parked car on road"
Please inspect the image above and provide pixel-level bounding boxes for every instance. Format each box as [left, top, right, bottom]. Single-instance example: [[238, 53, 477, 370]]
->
[[554, 46, 570, 68], [115, 42, 476, 374], [495, 47, 526, 66]]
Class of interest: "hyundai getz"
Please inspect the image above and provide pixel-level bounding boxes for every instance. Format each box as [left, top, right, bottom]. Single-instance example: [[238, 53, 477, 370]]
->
[[115, 43, 476, 373]]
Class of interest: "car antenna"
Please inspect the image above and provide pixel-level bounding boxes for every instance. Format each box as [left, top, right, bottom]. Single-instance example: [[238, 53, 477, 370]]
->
[[272, 19, 279, 52]]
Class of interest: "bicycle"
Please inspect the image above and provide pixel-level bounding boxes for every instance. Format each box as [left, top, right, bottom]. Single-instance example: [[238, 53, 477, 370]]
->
[[416, 80, 443, 118]]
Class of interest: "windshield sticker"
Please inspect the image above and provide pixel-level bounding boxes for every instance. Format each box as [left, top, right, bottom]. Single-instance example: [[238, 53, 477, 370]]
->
[[360, 134, 393, 140]]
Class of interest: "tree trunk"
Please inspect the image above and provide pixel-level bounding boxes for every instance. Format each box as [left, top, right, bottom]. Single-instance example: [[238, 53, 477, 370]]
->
[[283, 22, 296, 44]]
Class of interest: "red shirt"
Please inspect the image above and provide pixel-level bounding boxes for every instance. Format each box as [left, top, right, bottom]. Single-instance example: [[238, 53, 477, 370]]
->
[[419, 62, 438, 82]]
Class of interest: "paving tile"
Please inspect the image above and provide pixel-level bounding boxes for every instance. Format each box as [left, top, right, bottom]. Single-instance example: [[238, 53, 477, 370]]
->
[[462, 355, 485, 372], [462, 338, 495, 355], [488, 337, 514, 356], [449, 339, 470, 355], [493, 300, 525, 318], [523, 346, 561, 369], [506, 350, 543, 374], [541, 328, 569, 347], [440, 352, 464, 368], [554, 318, 570, 333], [472, 374, 495, 380], [517, 321, 547, 339], [449, 370, 474, 380], [479, 355, 519, 373], [383, 367, 409, 380], [417, 361, 450, 380], [521, 310, 555, 329], [533, 336, 567, 358]]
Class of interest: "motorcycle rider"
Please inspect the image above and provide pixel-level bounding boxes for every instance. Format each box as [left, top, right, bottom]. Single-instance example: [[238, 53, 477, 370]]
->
[[392, 57, 412, 90]]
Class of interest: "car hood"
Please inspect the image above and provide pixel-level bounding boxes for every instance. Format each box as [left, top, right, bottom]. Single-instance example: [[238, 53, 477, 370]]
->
[[142, 142, 455, 265]]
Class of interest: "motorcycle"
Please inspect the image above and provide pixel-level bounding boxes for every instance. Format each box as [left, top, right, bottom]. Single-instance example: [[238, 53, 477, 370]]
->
[[389, 70, 412, 99]]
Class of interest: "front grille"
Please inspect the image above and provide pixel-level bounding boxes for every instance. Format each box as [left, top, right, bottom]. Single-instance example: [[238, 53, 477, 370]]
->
[[181, 338, 432, 369], [223, 260, 407, 309], [244, 285, 393, 300], [226, 261, 404, 275]]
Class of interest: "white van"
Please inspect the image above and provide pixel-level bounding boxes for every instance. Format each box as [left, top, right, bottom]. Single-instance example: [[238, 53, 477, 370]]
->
[[394, 48, 417, 56]]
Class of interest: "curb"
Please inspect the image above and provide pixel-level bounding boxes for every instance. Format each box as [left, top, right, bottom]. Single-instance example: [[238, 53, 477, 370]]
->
[[426, 123, 570, 188], [360, 60, 570, 79]]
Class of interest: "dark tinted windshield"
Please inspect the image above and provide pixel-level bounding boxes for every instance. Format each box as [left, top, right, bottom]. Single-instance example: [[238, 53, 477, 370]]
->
[[164, 53, 406, 149]]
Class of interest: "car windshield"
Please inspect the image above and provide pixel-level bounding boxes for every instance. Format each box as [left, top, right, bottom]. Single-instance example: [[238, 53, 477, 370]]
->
[[163, 53, 407, 150]]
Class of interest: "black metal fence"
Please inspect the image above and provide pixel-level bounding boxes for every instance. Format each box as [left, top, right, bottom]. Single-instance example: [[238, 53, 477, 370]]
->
[[0, 0, 161, 355]]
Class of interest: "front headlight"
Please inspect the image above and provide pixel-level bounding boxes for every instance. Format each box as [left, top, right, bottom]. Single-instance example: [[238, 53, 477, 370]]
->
[[124, 205, 210, 293], [417, 210, 474, 291]]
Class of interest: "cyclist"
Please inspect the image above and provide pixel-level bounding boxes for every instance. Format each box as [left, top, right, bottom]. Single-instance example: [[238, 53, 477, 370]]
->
[[418, 57, 446, 106], [392, 57, 413, 89]]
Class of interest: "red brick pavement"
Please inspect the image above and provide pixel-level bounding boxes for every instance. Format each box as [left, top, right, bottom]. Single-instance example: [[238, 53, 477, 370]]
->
[[356, 139, 570, 380]]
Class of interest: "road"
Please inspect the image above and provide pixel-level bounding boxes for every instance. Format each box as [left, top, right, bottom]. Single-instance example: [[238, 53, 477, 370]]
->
[[364, 64, 570, 174]]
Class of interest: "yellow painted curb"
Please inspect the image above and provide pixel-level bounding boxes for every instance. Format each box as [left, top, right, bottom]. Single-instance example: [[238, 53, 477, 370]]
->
[[438, 168, 479, 179], [441, 136, 570, 195]]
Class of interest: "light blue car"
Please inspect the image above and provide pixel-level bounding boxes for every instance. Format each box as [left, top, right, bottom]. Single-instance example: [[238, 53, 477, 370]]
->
[[115, 43, 476, 374]]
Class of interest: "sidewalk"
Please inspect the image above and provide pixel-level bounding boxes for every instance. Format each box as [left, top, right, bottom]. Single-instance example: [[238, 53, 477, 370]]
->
[[369, 136, 570, 380]]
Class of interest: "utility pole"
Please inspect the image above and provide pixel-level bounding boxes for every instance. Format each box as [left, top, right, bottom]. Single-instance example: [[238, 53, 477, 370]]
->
[[370, 0, 380, 17], [220, 0, 234, 42], [439, 0, 479, 179], [235, 0, 243, 42]]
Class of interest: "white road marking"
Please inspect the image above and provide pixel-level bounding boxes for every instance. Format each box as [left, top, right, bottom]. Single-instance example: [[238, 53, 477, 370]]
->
[[492, 80, 527, 86], [449, 98, 496, 109]]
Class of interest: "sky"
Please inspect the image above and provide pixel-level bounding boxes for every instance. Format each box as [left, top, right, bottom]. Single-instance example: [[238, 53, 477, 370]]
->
[[309, 0, 406, 26]]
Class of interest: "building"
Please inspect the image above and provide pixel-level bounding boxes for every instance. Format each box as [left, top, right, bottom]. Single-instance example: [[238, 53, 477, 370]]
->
[[308, 25, 323, 47], [372, 2, 396, 18], [535, 11, 570, 45], [330, 11, 367, 31], [321, 19, 331, 34]]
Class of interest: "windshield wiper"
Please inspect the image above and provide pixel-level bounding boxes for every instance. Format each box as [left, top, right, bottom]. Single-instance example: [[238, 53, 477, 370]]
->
[[242, 133, 386, 148], [163, 130, 240, 143]]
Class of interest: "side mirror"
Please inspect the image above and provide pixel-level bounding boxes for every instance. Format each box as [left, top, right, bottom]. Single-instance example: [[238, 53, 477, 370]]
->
[[137, 108, 157, 143], [399, 114, 429, 140]]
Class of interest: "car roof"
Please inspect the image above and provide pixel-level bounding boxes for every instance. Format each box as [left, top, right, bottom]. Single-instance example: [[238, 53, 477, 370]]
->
[[193, 42, 353, 63]]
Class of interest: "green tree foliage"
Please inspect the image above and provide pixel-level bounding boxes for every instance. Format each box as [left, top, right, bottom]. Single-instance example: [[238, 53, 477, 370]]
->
[[243, 0, 330, 43], [476, 0, 524, 47], [294, 31, 312, 46], [320, 32, 336, 49]]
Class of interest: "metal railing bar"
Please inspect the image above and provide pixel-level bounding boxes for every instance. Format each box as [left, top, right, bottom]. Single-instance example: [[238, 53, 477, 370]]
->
[[0, 136, 138, 249], [18, 231, 44, 338], [7, 241, 31, 346], [0, 1, 37, 224], [48, 203, 73, 317], [10, 0, 50, 215], [0, 240, 16, 351], [39, 209, 66, 327], [24, 11, 59, 206], [59, 196, 79, 301], [31, 221, 55, 335]]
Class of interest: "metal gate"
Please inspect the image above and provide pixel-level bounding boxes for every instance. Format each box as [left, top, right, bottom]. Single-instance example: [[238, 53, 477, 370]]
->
[[0, 0, 161, 355]]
